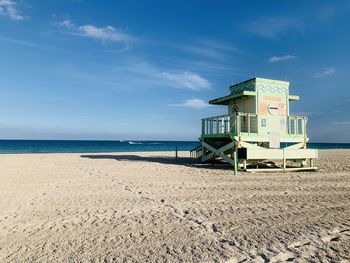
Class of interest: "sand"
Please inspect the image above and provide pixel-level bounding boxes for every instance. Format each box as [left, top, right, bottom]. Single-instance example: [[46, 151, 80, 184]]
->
[[0, 150, 349, 263]]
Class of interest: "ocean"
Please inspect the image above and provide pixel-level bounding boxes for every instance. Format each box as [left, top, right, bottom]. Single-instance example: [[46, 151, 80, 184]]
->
[[0, 140, 349, 154]]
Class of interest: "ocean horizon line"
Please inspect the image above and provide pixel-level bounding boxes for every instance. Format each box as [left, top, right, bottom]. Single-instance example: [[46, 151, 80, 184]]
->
[[0, 139, 349, 154], [0, 139, 349, 143]]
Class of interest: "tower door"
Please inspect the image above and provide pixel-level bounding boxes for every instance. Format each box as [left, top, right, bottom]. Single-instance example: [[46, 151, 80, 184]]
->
[[267, 103, 281, 148]]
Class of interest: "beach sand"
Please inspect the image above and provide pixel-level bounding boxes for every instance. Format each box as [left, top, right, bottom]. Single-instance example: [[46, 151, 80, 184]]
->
[[0, 150, 349, 262]]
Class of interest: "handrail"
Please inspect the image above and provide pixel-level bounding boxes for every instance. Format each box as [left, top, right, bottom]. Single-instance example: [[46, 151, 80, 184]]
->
[[201, 113, 307, 138], [201, 114, 230, 135], [190, 144, 202, 152], [201, 114, 230, 121], [190, 144, 202, 159]]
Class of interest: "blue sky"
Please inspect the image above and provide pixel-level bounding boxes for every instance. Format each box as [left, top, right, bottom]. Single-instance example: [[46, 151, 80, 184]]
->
[[0, 0, 349, 142]]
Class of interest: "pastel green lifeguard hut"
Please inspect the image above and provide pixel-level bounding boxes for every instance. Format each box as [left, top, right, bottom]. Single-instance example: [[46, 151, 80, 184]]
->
[[190, 77, 318, 174]]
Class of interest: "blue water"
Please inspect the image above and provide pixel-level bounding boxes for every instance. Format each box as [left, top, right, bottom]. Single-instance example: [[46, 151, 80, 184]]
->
[[0, 140, 348, 154], [0, 140, 200, 154]]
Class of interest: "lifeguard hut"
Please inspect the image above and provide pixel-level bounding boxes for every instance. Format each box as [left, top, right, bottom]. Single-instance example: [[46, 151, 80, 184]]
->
[[190, 77, 318, 174]]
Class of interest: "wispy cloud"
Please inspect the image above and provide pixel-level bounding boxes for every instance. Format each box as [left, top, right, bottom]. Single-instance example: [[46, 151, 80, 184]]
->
[[129, 63, 212, 90], [246, 16, 303, 39], [162, 58, 248, 78], [58, 19, 132, 43], [331, 120, 350, 125], [177, 45, 224, 59], [269, 54, 296, 63], [58, 62, 212, 92], [58, 19, 74, 28], [0, 0, 26, 20], [169, 99, 210, 109], [0, 36, 61, 50], [174, 39, 238, 60], [162, 71, 211, 90], [121, 62, 211, 90], [313, 67, 335, 78], [77, 25, 131, 42]]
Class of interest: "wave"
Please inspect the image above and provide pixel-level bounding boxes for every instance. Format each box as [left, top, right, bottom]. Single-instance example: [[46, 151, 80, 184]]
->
[[128, 141, 143, 145]]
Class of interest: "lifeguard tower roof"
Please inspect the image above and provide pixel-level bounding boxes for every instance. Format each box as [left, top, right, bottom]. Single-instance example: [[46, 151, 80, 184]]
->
[[210, 77, 299, 105], [190, 77, 318, 174]]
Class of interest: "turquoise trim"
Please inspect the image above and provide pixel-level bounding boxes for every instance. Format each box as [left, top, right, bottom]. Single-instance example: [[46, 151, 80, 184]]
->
[[257, 84, 288, 94]]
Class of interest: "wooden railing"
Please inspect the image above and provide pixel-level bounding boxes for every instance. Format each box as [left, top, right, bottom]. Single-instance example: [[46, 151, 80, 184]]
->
[[201, 114, 307, 138], [201, 113, 258, 136], [190, 144, 202, 159], [202, 114, 230, 136]]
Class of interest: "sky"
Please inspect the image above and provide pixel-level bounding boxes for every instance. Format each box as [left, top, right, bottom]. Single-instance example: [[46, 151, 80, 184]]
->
[[0, 0, 349, 142]]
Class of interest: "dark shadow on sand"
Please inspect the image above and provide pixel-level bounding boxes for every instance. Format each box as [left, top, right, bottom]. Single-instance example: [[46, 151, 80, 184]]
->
[[80, 154, 233, 170]]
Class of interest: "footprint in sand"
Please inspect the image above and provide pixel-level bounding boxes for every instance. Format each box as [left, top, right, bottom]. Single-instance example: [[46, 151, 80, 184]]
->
[[321, 235, 341, 243], [288, 241, 311, 249], [270, 252, 295, 262], [320, 227, 344, 243], [258, 251, 295, 263]]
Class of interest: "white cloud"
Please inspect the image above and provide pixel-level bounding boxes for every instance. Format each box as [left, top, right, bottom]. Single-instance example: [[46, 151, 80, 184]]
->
[[125, 63, 211, 91], [169, 99, 210, 109], [58, 19, 74, 28], [77, 25, 131, 42], [313, 67, 336, 78], [58, 19, 132, 43], [269, 54, 296, 63], [0, 0, 25, 20], [162, 71, 211, 90]]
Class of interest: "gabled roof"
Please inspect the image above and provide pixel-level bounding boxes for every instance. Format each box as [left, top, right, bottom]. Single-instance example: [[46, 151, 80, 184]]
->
[[229, 77, 288, 88], [289, 95, 300, 101], [209, 91, 257, 105]]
